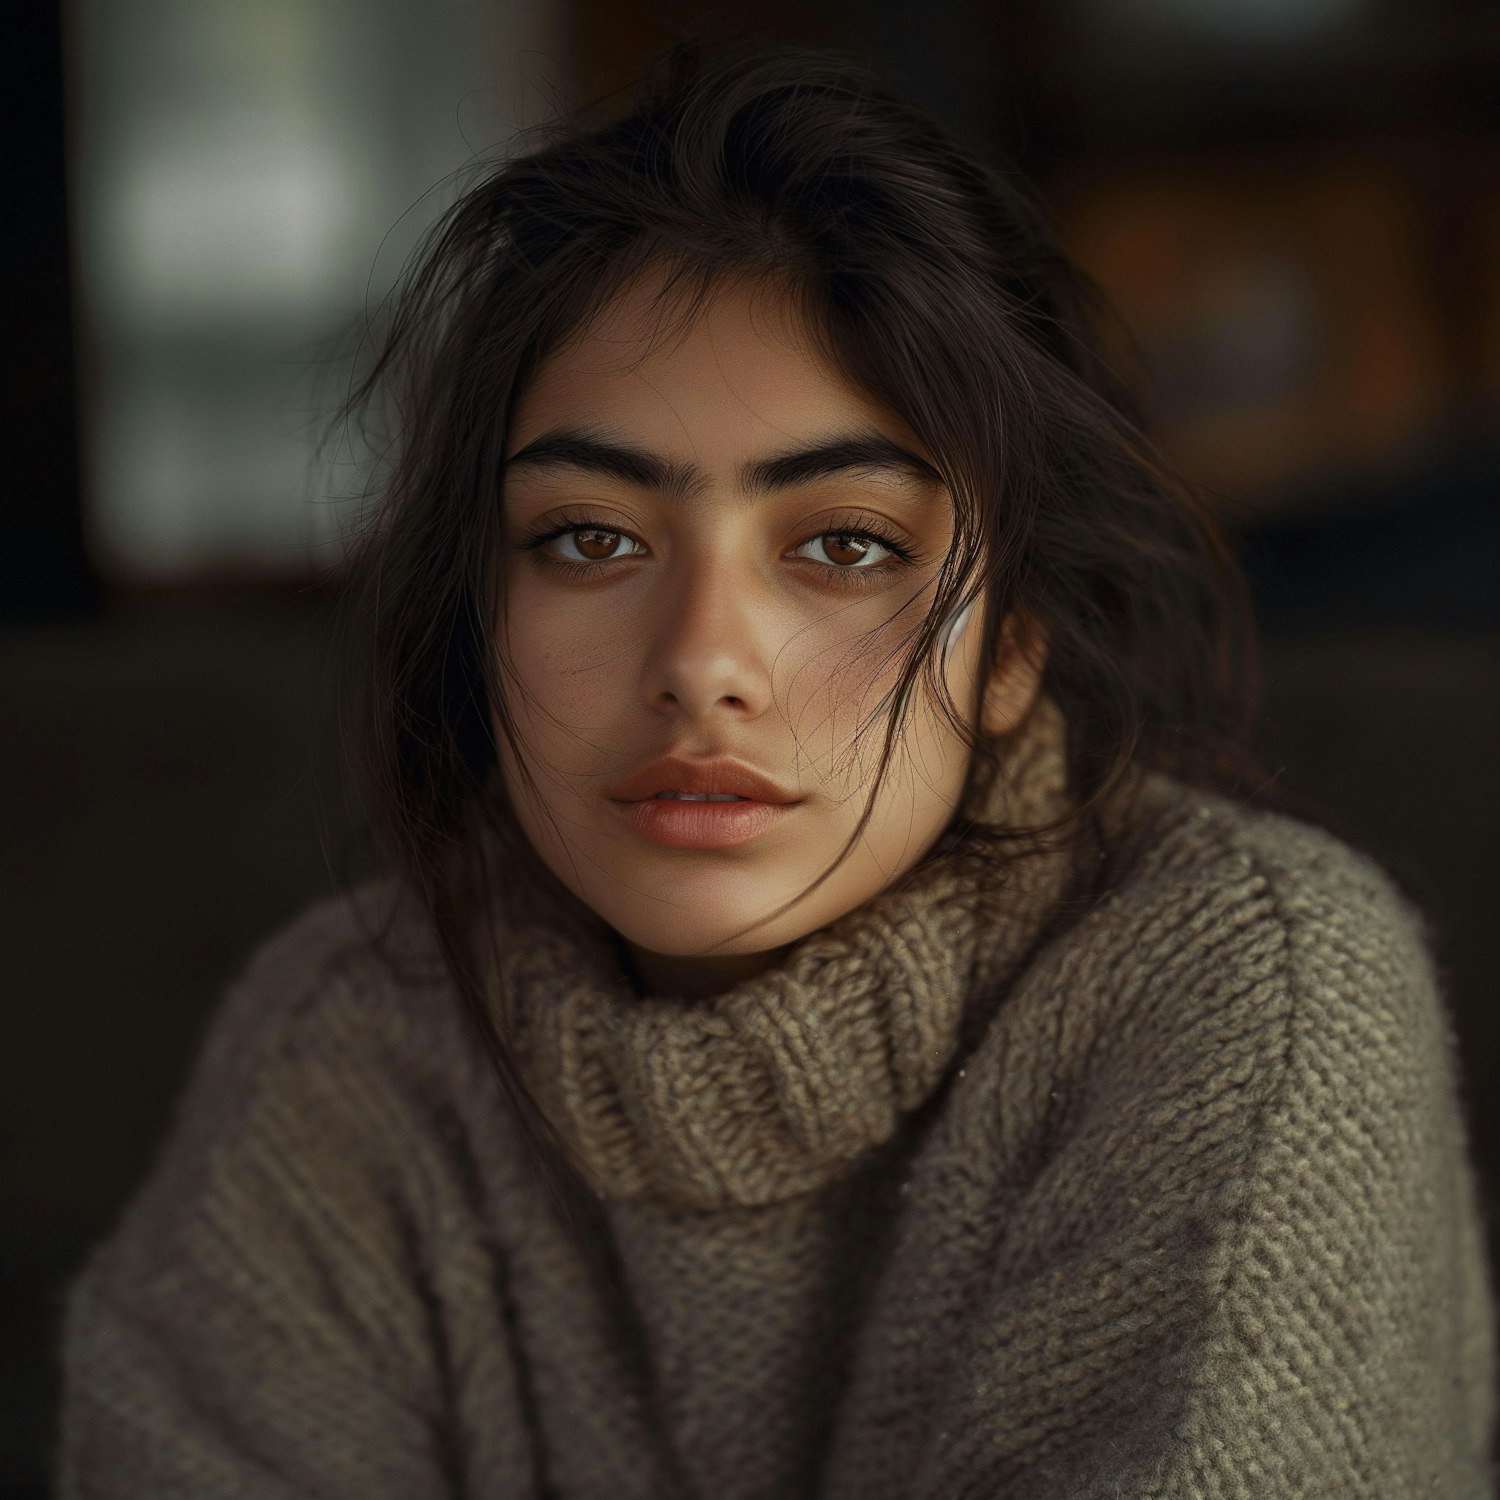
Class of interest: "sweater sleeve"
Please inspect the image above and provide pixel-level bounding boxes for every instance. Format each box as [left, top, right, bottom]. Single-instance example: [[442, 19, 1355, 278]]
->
[[53, 898, 465, 1499], [922, 834, 1498, 1500]]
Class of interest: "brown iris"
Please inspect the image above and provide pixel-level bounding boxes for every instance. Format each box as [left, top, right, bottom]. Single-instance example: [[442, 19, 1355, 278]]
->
[[821, 533, 876, 566], [573, 529, 626, 560]]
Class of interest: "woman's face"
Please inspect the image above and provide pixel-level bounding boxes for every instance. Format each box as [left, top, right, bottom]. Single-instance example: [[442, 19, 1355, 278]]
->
[[496, 271, 1040, 998]]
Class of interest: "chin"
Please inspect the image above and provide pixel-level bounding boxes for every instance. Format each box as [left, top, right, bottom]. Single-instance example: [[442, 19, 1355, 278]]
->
[[580, 844, 883, 961]]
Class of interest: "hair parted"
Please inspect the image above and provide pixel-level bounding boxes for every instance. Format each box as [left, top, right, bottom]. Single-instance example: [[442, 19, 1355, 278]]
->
[[328, 37, 1337, 1241]]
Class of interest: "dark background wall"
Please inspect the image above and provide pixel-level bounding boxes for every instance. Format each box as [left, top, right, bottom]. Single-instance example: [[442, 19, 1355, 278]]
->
[[4, 0, 1497, 1494]]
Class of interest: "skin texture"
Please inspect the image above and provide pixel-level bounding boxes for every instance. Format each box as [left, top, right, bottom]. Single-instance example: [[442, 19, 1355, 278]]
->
[[495, 271, 1047, 999]]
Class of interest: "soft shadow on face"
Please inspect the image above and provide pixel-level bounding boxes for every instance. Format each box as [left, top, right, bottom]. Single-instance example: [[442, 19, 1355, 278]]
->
[[493, 269, 1017, 1000]]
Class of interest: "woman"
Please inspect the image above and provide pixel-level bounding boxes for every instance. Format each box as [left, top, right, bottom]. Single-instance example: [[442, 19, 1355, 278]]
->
[[57, 39, 1496, 1498]]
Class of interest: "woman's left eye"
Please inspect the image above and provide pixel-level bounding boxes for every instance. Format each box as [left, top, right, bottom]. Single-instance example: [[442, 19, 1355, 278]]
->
[[792, 530, 906, 571]]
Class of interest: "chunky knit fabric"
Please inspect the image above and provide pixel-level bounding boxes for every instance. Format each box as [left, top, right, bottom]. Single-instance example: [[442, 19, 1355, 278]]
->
[[56, 698, 1497, 1498], [496, 696, 1083, 1214]]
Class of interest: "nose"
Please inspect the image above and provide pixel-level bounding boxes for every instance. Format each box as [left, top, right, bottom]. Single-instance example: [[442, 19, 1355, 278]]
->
[[641, 554, 776, 722]]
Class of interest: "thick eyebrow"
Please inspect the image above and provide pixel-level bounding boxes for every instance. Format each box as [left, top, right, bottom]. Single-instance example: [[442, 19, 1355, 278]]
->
[[503, 426, 943, 500]]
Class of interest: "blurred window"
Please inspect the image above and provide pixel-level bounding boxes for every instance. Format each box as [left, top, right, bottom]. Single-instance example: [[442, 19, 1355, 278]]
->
[[69, 0, 565, 582]]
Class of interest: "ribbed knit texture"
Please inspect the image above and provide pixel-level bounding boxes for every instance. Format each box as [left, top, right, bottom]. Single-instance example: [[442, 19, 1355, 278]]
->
[[56, 697, 1498, 1498]]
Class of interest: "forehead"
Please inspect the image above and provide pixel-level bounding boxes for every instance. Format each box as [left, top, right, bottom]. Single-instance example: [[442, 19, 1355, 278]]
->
[[506, 271, 919, 464]]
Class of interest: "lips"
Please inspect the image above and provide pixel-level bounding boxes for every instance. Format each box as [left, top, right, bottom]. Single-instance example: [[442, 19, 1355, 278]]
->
[[607, 753, 799, 805], [609, 795, 796, 849]]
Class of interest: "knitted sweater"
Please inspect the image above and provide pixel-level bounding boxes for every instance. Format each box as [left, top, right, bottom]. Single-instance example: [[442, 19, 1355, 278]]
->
[[56, 700, 1497, 1498]]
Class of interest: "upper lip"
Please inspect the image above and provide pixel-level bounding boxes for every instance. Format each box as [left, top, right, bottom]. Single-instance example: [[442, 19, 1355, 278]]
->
[[607, 754, 802, 804]]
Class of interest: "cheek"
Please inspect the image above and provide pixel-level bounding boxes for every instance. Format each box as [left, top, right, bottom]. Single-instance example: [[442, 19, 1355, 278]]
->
[[794, 600, 938, 780], [494, 586, 619, 787], [883, 601, 984, 777]]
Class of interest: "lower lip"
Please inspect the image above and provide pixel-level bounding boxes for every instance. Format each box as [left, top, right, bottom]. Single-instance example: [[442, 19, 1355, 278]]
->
[[609, 797, 798, 849]]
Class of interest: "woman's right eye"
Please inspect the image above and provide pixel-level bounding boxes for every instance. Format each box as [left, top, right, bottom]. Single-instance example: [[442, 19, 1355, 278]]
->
[[513, 518, 645, 576], [550, 526, 644, 563]]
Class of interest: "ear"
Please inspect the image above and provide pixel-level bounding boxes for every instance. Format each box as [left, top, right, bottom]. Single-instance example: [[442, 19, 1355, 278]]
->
[[979, 608, 1050, 738]]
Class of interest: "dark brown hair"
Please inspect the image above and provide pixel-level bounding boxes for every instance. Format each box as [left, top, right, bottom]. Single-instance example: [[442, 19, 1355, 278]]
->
[[330, 38, 1336, 1238]]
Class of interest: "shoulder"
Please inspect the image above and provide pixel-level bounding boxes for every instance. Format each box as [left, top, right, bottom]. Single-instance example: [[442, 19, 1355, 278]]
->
[[198, 877, 456, 1078], [58, 882, 520, 1454], [78, 878, 491, 1291], [971, 768, 1477, 1232], [1014, 773, 1481, 1242], [1074, 771, 1441, 1012], [990, 771, 1460, 1145], [947, 779, 1495, 1497]]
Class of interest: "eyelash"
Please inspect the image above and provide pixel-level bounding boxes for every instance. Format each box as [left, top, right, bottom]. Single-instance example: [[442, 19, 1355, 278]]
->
[[514, 509, 923, 590]]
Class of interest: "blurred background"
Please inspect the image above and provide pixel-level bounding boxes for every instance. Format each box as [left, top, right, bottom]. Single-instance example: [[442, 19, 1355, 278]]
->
[[3, 0, 1496, 1492]]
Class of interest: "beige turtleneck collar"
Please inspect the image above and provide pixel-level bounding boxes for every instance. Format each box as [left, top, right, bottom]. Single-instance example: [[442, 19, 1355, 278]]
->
[[493, 695, 1086, 1212]]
